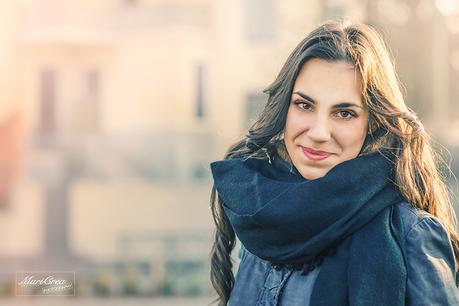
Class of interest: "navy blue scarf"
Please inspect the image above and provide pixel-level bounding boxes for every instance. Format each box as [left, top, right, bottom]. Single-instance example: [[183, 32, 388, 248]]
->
[[210, 150, 408, 305]]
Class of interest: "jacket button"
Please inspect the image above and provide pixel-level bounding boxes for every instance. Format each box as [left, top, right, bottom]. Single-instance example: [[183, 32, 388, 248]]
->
[[272, 263, 283, 270]]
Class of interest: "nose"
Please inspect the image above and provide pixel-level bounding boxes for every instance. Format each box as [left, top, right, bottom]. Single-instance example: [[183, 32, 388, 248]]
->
[[306, 115, 331, 142]]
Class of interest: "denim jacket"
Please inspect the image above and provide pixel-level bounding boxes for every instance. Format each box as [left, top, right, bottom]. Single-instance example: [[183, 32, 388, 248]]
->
[[229, 202, 459, 306]]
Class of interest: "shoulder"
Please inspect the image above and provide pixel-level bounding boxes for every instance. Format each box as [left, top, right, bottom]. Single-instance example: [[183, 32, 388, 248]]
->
[[393, 201, 444, 238], [393, 202, 459, 303], [394, 201, 457, 277], [393, 201, 457, 274], [393, 201, 454, 257]]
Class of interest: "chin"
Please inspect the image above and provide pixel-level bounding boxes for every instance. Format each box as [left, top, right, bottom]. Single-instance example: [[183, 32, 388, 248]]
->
[[298, 167, 329, 180]]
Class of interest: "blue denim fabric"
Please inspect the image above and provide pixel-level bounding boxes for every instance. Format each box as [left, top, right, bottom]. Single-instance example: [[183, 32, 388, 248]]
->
[[228, 202, 459, 306]]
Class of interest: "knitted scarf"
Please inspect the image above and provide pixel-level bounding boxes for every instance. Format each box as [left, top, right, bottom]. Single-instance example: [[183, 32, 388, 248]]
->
[[210, 150, 407, 306]]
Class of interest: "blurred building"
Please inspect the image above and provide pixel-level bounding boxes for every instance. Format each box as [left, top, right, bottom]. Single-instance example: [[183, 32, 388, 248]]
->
[[0, 0, 326, 296]]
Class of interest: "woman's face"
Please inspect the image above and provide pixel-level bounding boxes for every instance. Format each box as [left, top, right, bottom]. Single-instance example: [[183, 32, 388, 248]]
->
[[284, 58, 369, 180]]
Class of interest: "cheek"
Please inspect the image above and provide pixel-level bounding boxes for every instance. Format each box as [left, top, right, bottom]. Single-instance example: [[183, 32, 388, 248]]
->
[[334, 120, 368, 148], [284, 109, 303, 138]]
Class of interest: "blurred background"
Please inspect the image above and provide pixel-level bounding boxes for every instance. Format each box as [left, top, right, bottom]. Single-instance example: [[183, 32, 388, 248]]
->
[[0, 0, 458, 305]]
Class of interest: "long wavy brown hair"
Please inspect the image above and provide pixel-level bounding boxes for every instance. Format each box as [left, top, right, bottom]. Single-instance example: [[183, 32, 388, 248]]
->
[[209, 21, 459, 305]]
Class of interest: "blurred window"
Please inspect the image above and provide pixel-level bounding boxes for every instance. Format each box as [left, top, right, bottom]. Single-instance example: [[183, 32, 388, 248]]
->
[[195, 63, 205, 119], [81, 69, 100, 132], [85, 69, 100, 103], [245, 0, 278, 42], [244, 92, 266, 130], [39, 69, 57, 134]]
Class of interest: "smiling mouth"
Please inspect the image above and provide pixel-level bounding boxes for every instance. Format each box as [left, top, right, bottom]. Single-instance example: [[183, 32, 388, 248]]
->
[[301, 146, 331, 161]]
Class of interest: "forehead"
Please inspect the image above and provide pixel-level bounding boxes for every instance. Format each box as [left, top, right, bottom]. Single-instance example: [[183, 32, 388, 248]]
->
[[292, 58, 363, 105]]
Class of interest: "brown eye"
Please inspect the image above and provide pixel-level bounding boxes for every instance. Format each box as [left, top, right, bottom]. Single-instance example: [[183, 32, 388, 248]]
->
[[294, 101, 313, 110]]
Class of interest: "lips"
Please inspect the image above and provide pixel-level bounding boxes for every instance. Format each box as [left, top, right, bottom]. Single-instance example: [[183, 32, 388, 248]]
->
[[301, 146, 331, 161]]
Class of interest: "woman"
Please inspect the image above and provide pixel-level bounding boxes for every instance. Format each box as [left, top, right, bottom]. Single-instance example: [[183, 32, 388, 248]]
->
[[209, 21, 459, 305]]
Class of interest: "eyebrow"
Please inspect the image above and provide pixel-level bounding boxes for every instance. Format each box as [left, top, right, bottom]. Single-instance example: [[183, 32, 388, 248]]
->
[[292, 91, 364, 109]]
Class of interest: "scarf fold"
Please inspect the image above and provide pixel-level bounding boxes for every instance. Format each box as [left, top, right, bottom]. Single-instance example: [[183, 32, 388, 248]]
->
[[210, 150, 408, 306]]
